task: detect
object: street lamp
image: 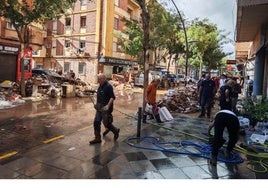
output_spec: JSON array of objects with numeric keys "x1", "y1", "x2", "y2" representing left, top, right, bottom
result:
[{"x1": 169, "y1": 0, "x2": 189, "y2": 87}]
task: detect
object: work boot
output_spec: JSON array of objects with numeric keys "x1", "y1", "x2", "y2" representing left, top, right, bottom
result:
[
  {"x1": 209, "y1": 155, "x2": 217, "y2": 166},
  {"x1": 103, "y1": 129, "x2": 110, "y2": 136},
  {"x1": 154, "y1": 114, "x2": 163, "y2": 123},
  {"x1": 114, "y1": 128, "x2": 120, "y2": 141},
  {"x1": 89, "y1": 137, "x2": 102, "y2": 145}
]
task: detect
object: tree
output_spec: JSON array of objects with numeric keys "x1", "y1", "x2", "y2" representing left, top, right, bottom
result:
[
  {"x1": 186, "y1": 18, "x2": 231, "y2": 77},
  {"x1": 136, "y1": 0, "x2": 150, "y2": 113},
  {"x1": 0, "y1": 0, "x2": 76, "y2": 97},
  {"x1": 117, "y1": 17, "x2": 143, "y2": 63},
  {"x1": 148, "y1": 1, "x2": 184, "y2": 73}
]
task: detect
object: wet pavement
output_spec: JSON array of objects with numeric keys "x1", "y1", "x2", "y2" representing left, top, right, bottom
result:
[{"x1": 0, "y1": 89, "x2": 267, "y2": 179}]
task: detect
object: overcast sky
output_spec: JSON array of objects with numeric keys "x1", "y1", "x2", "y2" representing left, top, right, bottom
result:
[{"x1": 171, "y1": 0, "x2": 237, "y2": 59}]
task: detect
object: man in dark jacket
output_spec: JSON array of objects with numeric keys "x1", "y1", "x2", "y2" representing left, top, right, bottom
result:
[
  {"x1": 89, "y1": 73, "x2": 120, "y2": 144},
  {"x1": 218, "y1": 79, "x2": 233, "y2": 111},
  {"x1": 198, "y1": 73, "x2": 216, "y2": 118}
]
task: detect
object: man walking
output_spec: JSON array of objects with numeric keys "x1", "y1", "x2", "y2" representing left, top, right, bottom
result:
[
  {"x1": 89, "y1": 73, "x2": 120, "y2": 144},
  {"x1": 198, "y1": 73, "x2": 216, "y2": 118}
]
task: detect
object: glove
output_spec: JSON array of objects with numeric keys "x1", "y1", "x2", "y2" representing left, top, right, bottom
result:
[{"x1": 102, "y1": 105, "x2": 109, "y2": 111}]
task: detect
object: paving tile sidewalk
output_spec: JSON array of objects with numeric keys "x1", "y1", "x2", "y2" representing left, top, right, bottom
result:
[{"x1": 0, "y1": 107, "x2": 262, "y2": 179}]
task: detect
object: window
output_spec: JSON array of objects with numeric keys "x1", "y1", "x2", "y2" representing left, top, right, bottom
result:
[
  {"x1": 80, "y1": 41, "x2": 85, "y2": 48},
  {"x1": 66, "y1": 18, "x2": 71, "y2": 30},
  {"x1": 115, "y1": 0, "x2": 119, "y2": 6},
  {"x1": 65, "y1": 41, "x2": 71, "y2": 48},
  {"x1": 114, "y1": 18, "x2": 119, "y2": 30},
  {"x1": 81, "y1": 0, "x2": 87, "y2": 6},
  {"x1": 113, "y1": 42, "x2": 117, "y2": 52},
  {"x1": 53, "y1": 20, "x2": 57, "y2": 31},
  {"x1": 6, "y1": 19, "x2": 15, "y2": 30},
  {"x1": 64, "y1": 62, "x2": 70, "y2": 73},
  {"x1": 66, "y1": 18, "x2": 71, "y2": 26},
  {"x1": 79, "y1": 62, "x2": 85, "y2": 74},
  {"x1": 81, "y1": 16, "x2": 86, "y2": 28}
]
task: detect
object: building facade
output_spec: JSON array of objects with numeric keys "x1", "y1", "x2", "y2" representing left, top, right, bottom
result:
[
  {"x1": 235, "y1": 0, "x2": 268, "y2": 98},
  {"x1": 0, "y1": 15, "x2": 45, "y2": 83},
  {"x1": 39, "y1": 0, "x2": 140, "y2": 83}
]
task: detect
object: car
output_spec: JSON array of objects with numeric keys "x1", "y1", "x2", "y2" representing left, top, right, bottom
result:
[
  {"x1": 134, "y1": 71, "x2": 162, "y2": 87},
  {"x1": 165, "y1": 74, "x2": 178, "y2": 84},
  {"x1": 177, "y1": 74, "x2": 197, "y2": 84},
  {"x1": 177, "y1": 74, "x2": 185, "y2": 83},
  {"x1": 185, "y1": 76, "x2": 197, "y2": 84},
  {"x1": 32, "y1": 69, "x2": 66, "y2": 84}
]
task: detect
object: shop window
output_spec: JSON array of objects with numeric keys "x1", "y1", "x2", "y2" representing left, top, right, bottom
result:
[{"x1": 23, "y1": 58, "x2": 31, "y2": 72}]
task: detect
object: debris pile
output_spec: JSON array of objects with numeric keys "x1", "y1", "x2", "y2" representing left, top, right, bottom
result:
[
  {"x1": 0, "y1": 75, "x2": 94, "y2": 109},
  {"x1": 159, "y1": 86, "x2": 200, "y2": 114}
]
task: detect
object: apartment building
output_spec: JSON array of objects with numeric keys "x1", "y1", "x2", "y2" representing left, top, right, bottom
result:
[
  {"x1": 235, "y1": 0, "x2": 268, "y2": 98},
  {"x1": 0, "y1": 16, "x2": 45, "y2": 82},
  {"x1": 40, "y1": 0, "x2": 140, "y2": 83}
]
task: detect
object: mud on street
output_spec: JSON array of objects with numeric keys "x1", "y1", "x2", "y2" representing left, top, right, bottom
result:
[{"x1": 0, "y1": 89, "x2": 147, "y2": 159}]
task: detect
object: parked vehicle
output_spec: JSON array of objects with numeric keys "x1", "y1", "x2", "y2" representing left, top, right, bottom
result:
[
  {"x1": 32, "y1": 69, "x2": 66, "y2": 84},
  {"x1": 185, "y1": 76, "x2": 197, "y2": 84},
  {"x1": 165, "y1": 73, "x2": 178, "y2": 84},
  {"x1": 177, "y1": 74, "x2": 197, "y2": 84},
  {"x1": 134, "y1": 71, "x2": 162, "y2": 87},
  {"x1": 177, "y1": 74, "x2": 185, "y2": 83}
]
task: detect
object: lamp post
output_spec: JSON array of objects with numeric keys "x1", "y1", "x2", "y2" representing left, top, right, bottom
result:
[
  {"x1": 169, "y1": 0, "x2": 189, "y2": 87},
  {"x1": 199, "y1": 58, "x2": 203, "y2": 79}
]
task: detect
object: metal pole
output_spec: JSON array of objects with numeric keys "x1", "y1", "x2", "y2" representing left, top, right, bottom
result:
[
  {"x1": 169, "y1": 0, "x2": 189, "y2": 87},
  {"x1": 137, "y1": 107, "x2": 142, "y2": 138}
]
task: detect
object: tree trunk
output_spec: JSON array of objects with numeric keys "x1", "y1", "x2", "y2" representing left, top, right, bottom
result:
[
  {"x1": 20, "y1": 44, "x2": 26, "y2": 97},
  {"x1": 137, "y1": 0, "x2": 150, "y2": 112}
]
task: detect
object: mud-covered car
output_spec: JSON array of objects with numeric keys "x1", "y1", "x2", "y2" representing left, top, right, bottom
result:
[{"x1": 32, "y1": 69, "x2": 66, "y2": 84}]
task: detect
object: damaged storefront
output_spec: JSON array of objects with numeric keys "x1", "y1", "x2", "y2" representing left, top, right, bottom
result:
[{"x1": 98, "y1": 56, "x2": 138, "y2": 82}]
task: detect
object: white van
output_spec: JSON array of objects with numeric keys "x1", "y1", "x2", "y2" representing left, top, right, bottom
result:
[
  {"x1": 134, "y1": 71, "x2": 162, "y2": 87},
  {"x1": 177, "y1": 74, "x2": 185, "y2": 83}
]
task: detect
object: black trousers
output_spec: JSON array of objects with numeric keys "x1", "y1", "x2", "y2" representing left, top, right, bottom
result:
[
  {"x1": 93, "y1": 111, "x2": 116, "y2": 138},
  {"x1": 212, "y1": 112, "x2": 240, "y2": 157}
]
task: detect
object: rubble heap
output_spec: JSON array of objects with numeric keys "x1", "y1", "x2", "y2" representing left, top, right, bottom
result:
[{"x1": 159, "y1": 86, "x2": 200, "y2": 114}]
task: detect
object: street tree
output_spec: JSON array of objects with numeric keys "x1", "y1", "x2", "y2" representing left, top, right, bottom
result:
[
  {"x1": 186, "y1": 18, "x2": 231, "y2": 77},
  {"x1": 0, "y1": 0, "x2": 76, "y2": 97},
  {"x1": 148, "y1": 1, "x2": 184, "y2": 73},
  {"x1": 117, "y1": 17, "x2": 143, "y2": 64},
  {"x1": 136, "y1": 0, "x2": 150, "y2": 113}
]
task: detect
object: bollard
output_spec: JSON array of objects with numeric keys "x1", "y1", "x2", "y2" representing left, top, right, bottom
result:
[{"x1": 137, "y1": 107, "x2": 142, "y2": 138}]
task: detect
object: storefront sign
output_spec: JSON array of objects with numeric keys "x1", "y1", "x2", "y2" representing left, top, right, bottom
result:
[
  {"x1": 0, "y1": 45, "x2": 19, "y2": 54},
  {"x1": 99, "y1": 56, "x2": 138, "y2": 66}
]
